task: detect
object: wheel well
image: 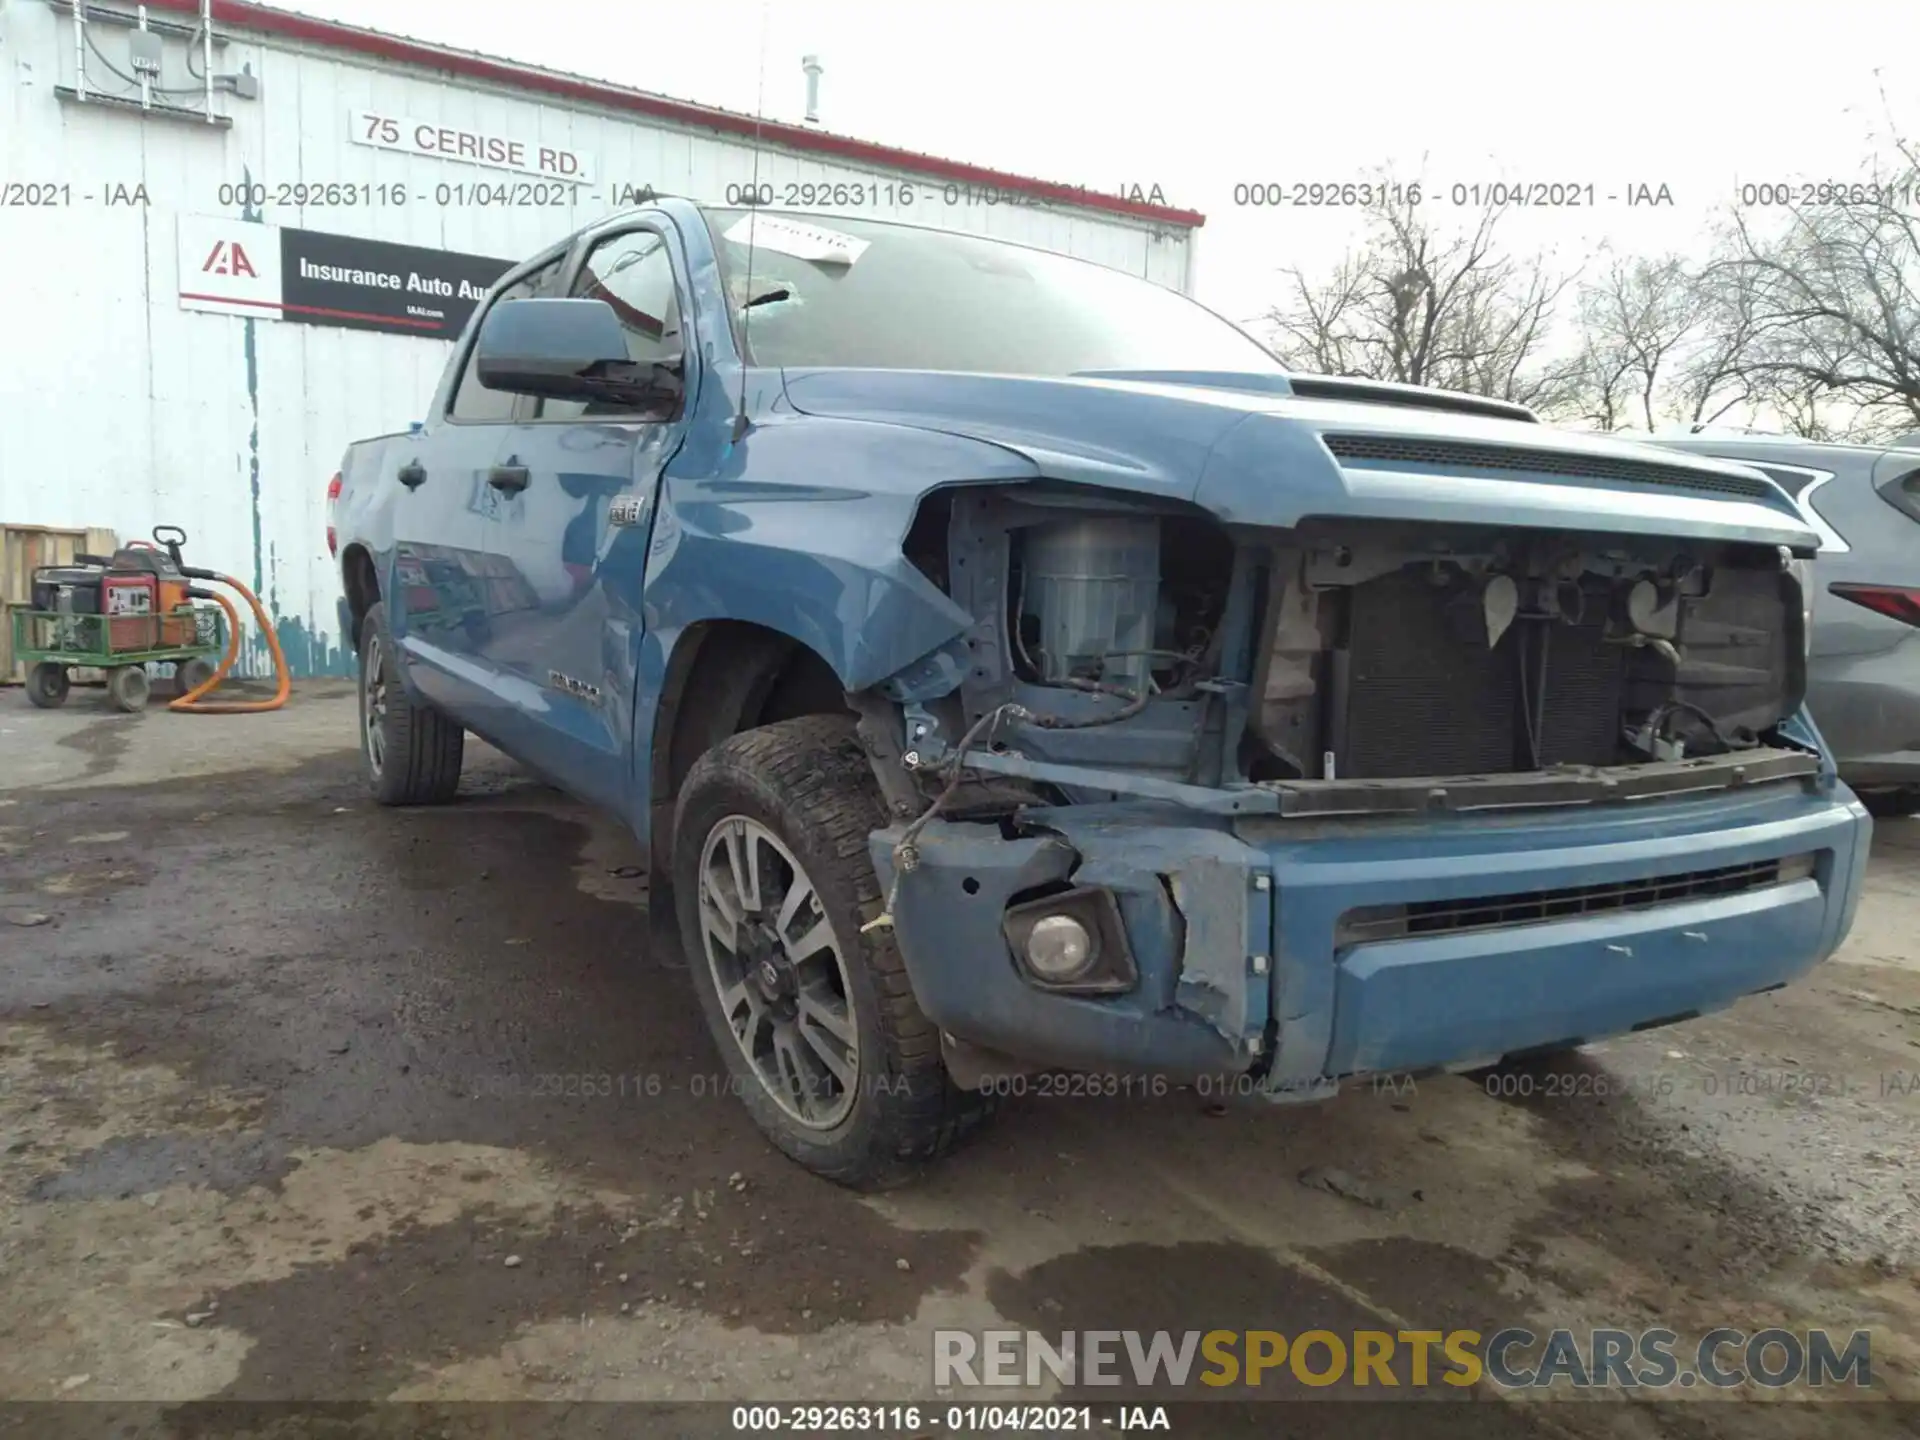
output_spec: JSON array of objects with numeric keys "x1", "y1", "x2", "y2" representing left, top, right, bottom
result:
[
  {"x1": 648, "y1": 621, "x2": 853, "y2": 870},
  {"x1": 341, "y1": 545, "x2": 379, "y2": 652}
]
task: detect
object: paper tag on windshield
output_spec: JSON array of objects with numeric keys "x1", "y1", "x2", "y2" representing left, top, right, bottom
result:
[{"x1": 723, "y1": 214, "x2": 869, "y2": 266}]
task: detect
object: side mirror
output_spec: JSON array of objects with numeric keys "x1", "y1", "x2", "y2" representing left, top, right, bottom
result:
[{"x1": 474, "y1": 298, "x2": 681, "y2": 414}]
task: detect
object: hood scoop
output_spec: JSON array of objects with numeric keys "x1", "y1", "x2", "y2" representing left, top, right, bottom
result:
[{"x1": 1323, "y1": 434, "x2": 1778, "y2": 503}]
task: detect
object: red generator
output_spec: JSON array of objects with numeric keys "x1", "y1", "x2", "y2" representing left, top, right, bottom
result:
[{"x1": 101, "y1": 571, "x2": 160, "y2": 652}]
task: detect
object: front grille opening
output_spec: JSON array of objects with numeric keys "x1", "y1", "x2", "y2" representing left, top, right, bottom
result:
[
  {"x1": 1336, "y1": 853, "x2": 1818, "y2": 946},
  {"x1": 1329, "y1": 567, "x2": 1634, "y2": 778},
  {"x1": 1323, "y1": 434, "x2": 1778, "y2": 501}
]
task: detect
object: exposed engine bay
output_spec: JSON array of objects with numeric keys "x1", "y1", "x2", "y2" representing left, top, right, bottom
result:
[{"x1": 902, "y1": 487, "x2": 1812, "y2": 811}]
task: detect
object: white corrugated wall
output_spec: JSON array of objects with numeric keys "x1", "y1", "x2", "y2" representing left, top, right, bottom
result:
[{"x1": 0, "y1": 2, "x2": 1195, "y2": 676}]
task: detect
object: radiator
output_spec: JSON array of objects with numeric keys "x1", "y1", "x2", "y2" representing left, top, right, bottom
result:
[{"x1": 1331, "y1": 570, "x2": 1626, "y2": 779}]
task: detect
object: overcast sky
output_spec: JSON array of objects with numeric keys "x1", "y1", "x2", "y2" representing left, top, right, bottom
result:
[{"x1": 301, "y1": 0, "x2": 1920, "y2": 324}]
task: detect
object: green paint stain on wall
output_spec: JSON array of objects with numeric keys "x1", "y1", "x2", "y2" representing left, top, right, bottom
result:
[{"x1": 273, "y1": 615, "x2": 354, "y2": 678}]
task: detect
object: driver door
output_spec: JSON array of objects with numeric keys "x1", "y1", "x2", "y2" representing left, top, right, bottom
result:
[{"x1": 471, "y1": 222, "x2": 693, "y2": 810}]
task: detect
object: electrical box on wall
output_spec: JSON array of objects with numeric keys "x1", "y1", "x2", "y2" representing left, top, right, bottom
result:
[
  {"x1": 127, "y1": 28, "x2": 163, "y2": 77},
  {"x1": 50, "y1": 0, "x2": 250, "y2": 124}
]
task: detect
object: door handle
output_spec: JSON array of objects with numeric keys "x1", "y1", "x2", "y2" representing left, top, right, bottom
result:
[
  {"x1": 487, "y1": 462, "x2": 530, "y2": 495},
  {"x1": 397, "y1": 459, "x2": 427, "y2": 490}
]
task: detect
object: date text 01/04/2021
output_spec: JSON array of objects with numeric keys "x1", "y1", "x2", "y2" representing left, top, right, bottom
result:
[
  {"x1": 191, "y1": 179, "x2": 1163, "y2": 211},
  {"x1": 210, "y1": 181, "x2": 604, "y2": 209},
  {"x1": 465, "y1": 1071, "x2": 941, "y2": 1101},
  {"x1": 1, "y1": 182, "x2": 149, "y2": 207},
  {"x1": 718, "y1": 181, "x2": 1170, "y2": 210},
  {"x1": 727, "y1": 1405, "x2": 1171, "y2": 1433},
  {"x1": 1229, "y1": 180, "x2": 1677, "y2": 207}
]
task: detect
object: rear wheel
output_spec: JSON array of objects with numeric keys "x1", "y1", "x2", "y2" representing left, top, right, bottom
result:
[
  {"x1": 107, "y1": 665, "x2": 150, "y2": 713},
  {"x1": 673, "y1": 715, "x2": 996, "y2": 1188},
  {"x1": 176, "y1": 657, "x2": 216, "y2": 696},
  {"x1": 1861, "y1": 787, "x2": 1920, "y2": 820},
  {"x1": 359, "y1": 601, "x2": 464, "y2": 805},
  {"x1": 25, "y1": 663, "x2": 69, "y2": 709}
]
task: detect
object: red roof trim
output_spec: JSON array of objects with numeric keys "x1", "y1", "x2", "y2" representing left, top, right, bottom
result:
[{"x1": 146, "y1": 0, "x2": 1206, "y2": 229}]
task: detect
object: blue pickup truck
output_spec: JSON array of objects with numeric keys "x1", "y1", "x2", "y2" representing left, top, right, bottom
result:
[{"x1": 328, "y1": 197, "x2": 1871, "y2": 1187}]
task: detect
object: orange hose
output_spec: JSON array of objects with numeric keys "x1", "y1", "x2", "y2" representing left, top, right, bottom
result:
[{"x1": 168, "y1": 573, "x2": 291, "y2": 713}]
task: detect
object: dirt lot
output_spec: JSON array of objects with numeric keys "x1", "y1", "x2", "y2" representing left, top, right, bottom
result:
[{"x1": 1, "y1": 681, "x2": 1917, "y2": 1438}]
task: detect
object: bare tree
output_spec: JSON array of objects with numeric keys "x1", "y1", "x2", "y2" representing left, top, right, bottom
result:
[
  {"x1": 1668, "y1": 252, "x2": 1766, "y2": 429},
  {"x1": 1558, "y1": 252, "x2": 1763, "y2": 432},
  {"x1": 1261, "y1": 186, "x2": 1579, "y2": 410},
  {"x1": 1564, "y1": 254, "x2": 1695, "y2": 431},
  {"x1": 1262, "y1": 255, "x2": 1373, "y2": 378},
  {"x1": 1769, "y1": 374, "x2": 1849, "y2": 442},
  {"x1": 1563, "y1": 331, "x2": 1638, "y2": 433},
  {"x1": 1262, "y1": 137, "x2": 1920, "y2": 443},
  {"x1": 1704, "y1": 138, "x2": 1920, "y2": 439}
]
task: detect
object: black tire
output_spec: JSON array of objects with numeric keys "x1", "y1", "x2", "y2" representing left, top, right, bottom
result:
[
  {"x1": 359, "y1": 600, "x2": 464, "y2": 805},
  {"x1": 25, "y1": 663, "x2": 69, "y2": 709},
  {"x1": 176, "y1": 657, "x2": 217, "y2": 696},
  {"x1": 672, "y1": 714, "x2": 996, "y2": 1188},
  {"x1": 1861, "y1": 788, "x2": 1920, "y2": 820},
  {"x1": 107, "y1": 665, "x2": 150, "y2": 713}
]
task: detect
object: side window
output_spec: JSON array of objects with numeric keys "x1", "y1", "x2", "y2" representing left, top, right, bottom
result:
[
  {"x1": 540, "y1": 229, "x2": 683, "y2": 420},
  {"x1": 449, "y1": 260, "x2": 560, "y2": 421}
]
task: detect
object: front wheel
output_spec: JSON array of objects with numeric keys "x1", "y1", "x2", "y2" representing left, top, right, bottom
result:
[
  {"x1": 26, "y1": 663, "x2": 69, "y2": 708},
  {"x1": 672, "y1": 715, "x2": 996, "y2": 1188},
  {"x1": 176, "y1": 656, "x2": 217, "y2": 697},
  {"x1": 358, "y1": 601, "x2": 464, "y2": 805}
]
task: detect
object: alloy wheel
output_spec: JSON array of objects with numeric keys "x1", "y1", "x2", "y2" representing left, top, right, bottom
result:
[
  {"x1": 696, "y1": 815, "x2": 861, "y2": 1129},
  {"x1": 363, "y1": 633, "x2": 388, "y2": 777}
]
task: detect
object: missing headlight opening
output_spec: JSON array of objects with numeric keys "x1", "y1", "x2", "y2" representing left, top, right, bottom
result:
[
  {"x1": 927, "y1": 492, "x2": 1810, "y2": 800},
  {"x1": 1006, "y1": 507, "x2": 1232, "y2": 704}
]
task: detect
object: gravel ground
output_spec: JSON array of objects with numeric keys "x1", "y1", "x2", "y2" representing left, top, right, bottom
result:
[{"x1": 1, "y1": 682, "x2": 1916, "y2": 1439}]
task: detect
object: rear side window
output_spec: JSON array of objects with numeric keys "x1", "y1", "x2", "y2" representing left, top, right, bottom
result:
[
  {"x1": 1864, "y1": 446, "x2": 1920, "y2": 525},
  {"x1": 449, "y1": 260, "x2": 561, "y2": 421}
]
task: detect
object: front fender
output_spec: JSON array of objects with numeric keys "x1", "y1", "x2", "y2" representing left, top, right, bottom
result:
[
  {"x1": 642, "y1": 413, "x2": 1034, "y2": 687},
  {"x1": 626, "y1": 413, "x2": 1035, "y2": 850}
]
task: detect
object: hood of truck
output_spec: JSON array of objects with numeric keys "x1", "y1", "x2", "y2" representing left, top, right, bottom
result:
[{"x1": 778, "y1": 368, "x2": 1819, "y2": 551}]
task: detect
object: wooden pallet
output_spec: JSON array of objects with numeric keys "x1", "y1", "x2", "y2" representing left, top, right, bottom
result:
[{"x1": 1, "y1": 524, "x2": 120, "y2": 684}]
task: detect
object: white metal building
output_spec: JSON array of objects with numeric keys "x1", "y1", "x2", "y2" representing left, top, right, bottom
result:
[{"x1": 0, "y1": 0, "x2": 1203, "y2": 676}]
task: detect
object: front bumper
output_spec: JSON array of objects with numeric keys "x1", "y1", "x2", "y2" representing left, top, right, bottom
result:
[{"x1": 870, "y1": 778, "x2": 1871, "y2": 1095}]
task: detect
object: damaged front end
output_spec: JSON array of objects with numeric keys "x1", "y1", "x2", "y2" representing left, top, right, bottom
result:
[{"x1": 856, "y1": 464, "x2": 1863, "y2": 1096}]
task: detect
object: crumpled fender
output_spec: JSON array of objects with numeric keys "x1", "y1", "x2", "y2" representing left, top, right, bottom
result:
[{"x1": 642, "y1": 411, "x2": 1037, "y2": 689}]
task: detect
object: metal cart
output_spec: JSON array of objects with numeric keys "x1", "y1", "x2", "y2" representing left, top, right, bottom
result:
[{"x1": 13, "y1": 605, "x2": 226, "y2": 713}]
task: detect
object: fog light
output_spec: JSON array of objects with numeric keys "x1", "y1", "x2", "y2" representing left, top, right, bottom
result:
[
  {"x1": 1025, "y1": 914, "x2": 1094, "y2": 980},
  {"x1": 1001, "y1": 885, "x2": 1137, "y2": 995}
]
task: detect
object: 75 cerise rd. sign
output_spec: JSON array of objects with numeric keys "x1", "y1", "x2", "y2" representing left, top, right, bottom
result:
[{"x1": 350, "y1": 111, "x2": 595, "y2": 184}]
